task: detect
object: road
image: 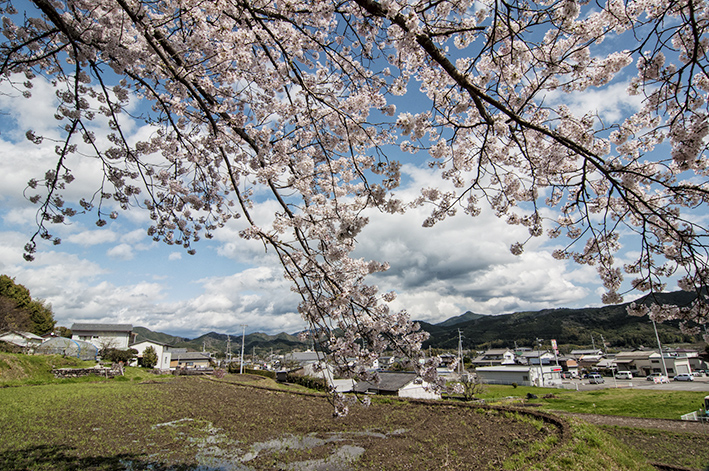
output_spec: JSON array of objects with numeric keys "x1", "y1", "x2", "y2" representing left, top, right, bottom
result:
[{"x1": 561, "y1": 375, "x2": 709, "y2": 392}]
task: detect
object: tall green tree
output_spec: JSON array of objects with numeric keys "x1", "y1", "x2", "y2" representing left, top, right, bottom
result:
[
  {"x1": 0, "y1": 275, "x2": 55, "y2": 335},
  {"x1": 141, "y1": 346, "x2": 158, "y2": 369}
]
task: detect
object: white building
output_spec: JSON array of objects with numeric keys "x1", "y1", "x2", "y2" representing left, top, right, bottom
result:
[
  {"x1": 71, "y1": 323, "x2": 134, "y2": 350},
  {"x1": 130, "y1": 340, "x2": 176, "y2": 370},
  {"x1": 476, "y1": 365, "x2": 563, "y2": 387}
]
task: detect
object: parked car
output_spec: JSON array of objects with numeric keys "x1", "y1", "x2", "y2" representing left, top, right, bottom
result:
[
  {"x1": 561, "y1": 371, "x2": 572, "y2": 379},
  {"x1": 646, "y1": 373, "x2": 669, "y2": 383},
  {"x1": 673, "y1": 373, "x2": 694, "y2": 381},
  {"x1": 615, "y1": 371, "x2": 633, "y2": 380},
  {"x1": 588, "y1": 373, "x2": 604, "y2": 384}
]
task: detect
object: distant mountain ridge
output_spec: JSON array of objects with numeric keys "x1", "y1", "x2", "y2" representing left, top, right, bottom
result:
[
  {"x1": 436, "y1": 311, "x2": 485, "y2": 327},
  {"x1": 132, "y1": 326, "x2": 307, "y2": 355},
  {"x1": 133, "y1": 290, "x2": 704, "y2": 354},
  {"x1": 419, "y1": 290, "x2": 703, "y2": 350}
]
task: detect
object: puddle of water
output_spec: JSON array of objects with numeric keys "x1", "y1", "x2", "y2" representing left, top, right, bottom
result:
[{"x1": 135, "y1": 419, "x2": 407, "y2": 471}]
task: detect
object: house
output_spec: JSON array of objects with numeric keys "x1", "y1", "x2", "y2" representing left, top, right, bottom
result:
[
  {"x1": 130, "y1": 340, "x2": 177, "y2": 370},
  {"x1": 0, "y1": 331, "x2": 44, "y2": 351},
  {"x1": 470, "y1": 348, "x2": 516, "y2": 367},
  {"x1": 170, "y1": 351, "x2": 212, "y2": 369},
  {"x1": 353, "y1": 372, "x2": 441, "y2": 400},
  {"x1": 613, "y1": 350, "x2": 692, "y2": 376},
  {"x1": 674, "y1": 348, "x2": 709, "y2": 372},
  {"x1": 556, "y1": 357, "x2": 580, "y2": 377},
  {"x1": 476, "y1": 365, "x2": 563, "y2": 387},
  {"x1": 517, "y1": 350, "x2": 556, "y2": 366},
  {"x1": 287, "y1": 350, "x2": 322, "y2": 365},
  {"x1": 71, "y1": 323, "x2": 134, "y2": 350},
  {"x1": 576, "y1": 353, "x2": 605, "y2": 372}
]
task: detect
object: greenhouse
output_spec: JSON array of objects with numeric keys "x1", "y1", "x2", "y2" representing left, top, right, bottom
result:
[{"x1": 35, "y1": 337, "x2": 98, "y2": 361}]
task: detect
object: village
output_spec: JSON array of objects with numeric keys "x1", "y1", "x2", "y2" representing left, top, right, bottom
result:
[{"x1": 3, "y1": 323, "x2": 707, "y2": 400}]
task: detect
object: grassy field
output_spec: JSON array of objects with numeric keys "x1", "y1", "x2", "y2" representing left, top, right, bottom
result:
[
  {"x1": 476, "y1": 384, "x2": 709, "y2": 420},
  {"x1": 0, "y1": 353, "x2": 704, "y2": 470}
]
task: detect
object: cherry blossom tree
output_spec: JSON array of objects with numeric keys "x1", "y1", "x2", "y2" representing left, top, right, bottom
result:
[{"x1": 1, "y1": 0, "x2": 709, "y2": 386}]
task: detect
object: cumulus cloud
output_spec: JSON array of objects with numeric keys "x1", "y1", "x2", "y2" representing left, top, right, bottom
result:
[
  {"x1": 107, "y1": 243, "x2": 135, "y2": 260},
  {"x1": 0, "y1": 74, "x2": 612, "y2": 340},
  {"x1": 66, "y1": 229, "x2": 119, "y2": 246}
]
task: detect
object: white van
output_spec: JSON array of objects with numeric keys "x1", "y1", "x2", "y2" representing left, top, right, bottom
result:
[{"x1": 615, "y1": 371, "x2": 633, "y2": 380}]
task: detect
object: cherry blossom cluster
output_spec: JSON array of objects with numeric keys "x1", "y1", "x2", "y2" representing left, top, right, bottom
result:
[{"x1": 2, "y1": 0, "x2": 709, "y2": 394}]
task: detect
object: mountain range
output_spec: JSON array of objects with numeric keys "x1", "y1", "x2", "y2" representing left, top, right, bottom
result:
[{"x1": 133, "y1": 290, "x2": 705, "y2": 355}]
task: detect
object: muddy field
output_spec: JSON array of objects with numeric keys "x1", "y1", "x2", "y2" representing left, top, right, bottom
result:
[{"x1": 0, "y1": 376, "x2": 566, "y2": 471}]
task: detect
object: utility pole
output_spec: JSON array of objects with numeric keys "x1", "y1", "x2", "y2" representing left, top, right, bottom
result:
[
  {"x1": 536, "y1": 338, "x2": 544, "y2": 387},
  {"x1": 652, "y1": 320, "x2": 669, "y2": 378},
  {"x1": 457, "y1": 329, "x2": 464, "y2": 375},
  {"x1": 239, "y1": 324, "x2": 247, "y2": 374}
]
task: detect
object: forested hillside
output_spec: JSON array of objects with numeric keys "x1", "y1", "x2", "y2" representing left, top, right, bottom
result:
[{"x1": 420, "y1": 291, "x2": 703, "y2": 351}]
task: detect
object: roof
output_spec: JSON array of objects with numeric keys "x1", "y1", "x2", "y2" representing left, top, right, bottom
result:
[
  {"x1": 173, "y1": 352, "x2": 212, "y2": 361},
  {"x1": 571, "y1": 349, "x2": 604, "y2": 356},
  {"x1": 0, "y1": 331, "x2": 44, "y2": 341},
  {"x1": 71, "y1": 323, "x2": 133, "y2": 333},
  {"x1": 481, "y1": 348, "x2": 512, "y2": 355},
  {"x1": 288, "y1": 351, "x2": 322, "y2": 362},
  {"x1": 353, "y1": 372, "x2": 418, "y2": 393},
  {"x1": 130, "y1": 339, "x2": 172, "y2": 348},
  {"x1": 519, "y1": 350, "x2": 553, "y2": 358},
  {"x1": 615, "y1": 351, "x2": 659, "y2": 360}
]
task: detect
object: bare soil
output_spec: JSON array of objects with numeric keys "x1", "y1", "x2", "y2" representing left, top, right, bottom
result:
[{"x1": 0, "y1": 376, "x2": 568, "y2": 471}]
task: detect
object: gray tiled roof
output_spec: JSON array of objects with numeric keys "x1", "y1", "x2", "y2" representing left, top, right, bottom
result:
[
  {"x1": 71, "y1": 323, "x2": 133, "y2": 332},
  {"x1": 353, "y1": 372, "x2": 418, "y2": 393},
  {"x1": 173, "y1": 352, "x2": 211, "y2": 361}
]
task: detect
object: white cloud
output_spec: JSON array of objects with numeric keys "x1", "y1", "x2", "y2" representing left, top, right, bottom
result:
[
  {"x1": 66, "y1": 229, "x2": 118, "y2": 246},
  {"x1": 545, "y1": 82, "x2": 644, "y2": 123},
  {"x1": 107, "y1": 243, "x2": 135, "y2": 260}
]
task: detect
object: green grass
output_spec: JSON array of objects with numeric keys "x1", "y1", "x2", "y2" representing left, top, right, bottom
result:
[
  {"x1": 0, "y1": 352, "x2": 174, "y2": 388},
  {"x1": 476, "y1": 384, "x2": 708, "y2": 419},
  {"x1": 508, "y1": 419, "x2": 656, "y2": 471}
]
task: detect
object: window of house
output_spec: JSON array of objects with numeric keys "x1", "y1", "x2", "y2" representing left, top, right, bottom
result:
[{"x1": 522, "y1": 376, "x2": 528, "y2": 381}]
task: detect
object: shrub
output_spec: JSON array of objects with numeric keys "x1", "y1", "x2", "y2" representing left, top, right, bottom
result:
[
  {"x1": 286, "y1": 373, "x2": 328, "y2": 392},
  {"x1": 101, "y1": 348, "x2": 137, "y2": 364},
  {"x1": 140, "y1": 346, "x2": 158, "y2": 368},
  {"x1": 245, "y1": 368, "x2": 276, "y2": 379}
]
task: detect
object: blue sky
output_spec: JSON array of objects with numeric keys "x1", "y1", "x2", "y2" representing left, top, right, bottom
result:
[{"x1": 0, "y1": 16, "x2": 661, "y2": 340}]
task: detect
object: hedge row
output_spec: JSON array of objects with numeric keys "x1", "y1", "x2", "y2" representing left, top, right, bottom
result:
[{"x1": 286, "y1": 372, "x2": 328, "y2": 392}]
